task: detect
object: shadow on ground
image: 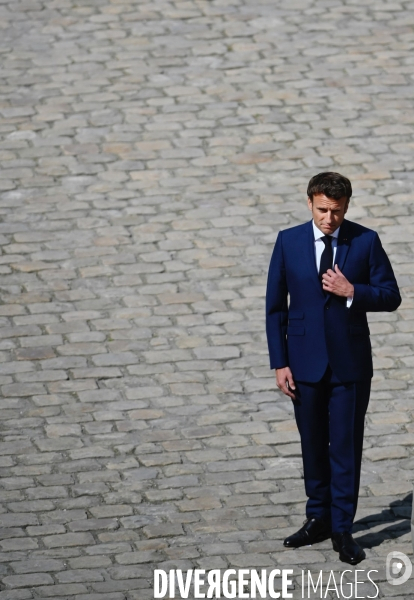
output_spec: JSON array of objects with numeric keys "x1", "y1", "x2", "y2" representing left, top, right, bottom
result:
[{"x1": 355, "y1": 493, "x2": 412, "y2": 549}]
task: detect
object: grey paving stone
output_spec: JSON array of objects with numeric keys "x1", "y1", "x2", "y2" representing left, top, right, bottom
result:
[
  {"x1": 3, "y1": 573, "x2": 54, "y2": 588},
  {"x1": 42, "y1": 533, "x2": 95, "y2": 548},
  {"x1": 36, "y1": 583, "x2": 89, "y2": 596},
  {"x1": 0, "y1": 592, "x2": 32, "y2": 600},
  {"x1": 55, "y1": 569, "x2": 104, "y2": 583}
]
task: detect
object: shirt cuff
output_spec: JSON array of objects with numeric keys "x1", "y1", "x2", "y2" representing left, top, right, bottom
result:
[{"x1": 346, "y1": 296, "x2": 353, "y2": 308}]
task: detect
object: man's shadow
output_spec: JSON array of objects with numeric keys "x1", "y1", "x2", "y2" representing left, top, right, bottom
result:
[{"x1": 353, "y1": 493, "x2": 412, "y2": 549}]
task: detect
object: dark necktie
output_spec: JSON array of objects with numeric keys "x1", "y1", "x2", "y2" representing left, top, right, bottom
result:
[{"x1": 319, "y1": 235, "x2": 333, "y2": 283}]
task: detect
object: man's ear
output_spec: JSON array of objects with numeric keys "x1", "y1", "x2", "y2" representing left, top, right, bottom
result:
[
  {"x1": 307, "y1": 197, "x2": 313, "y2": 211},
  {"x1": 344, "y1": 199, "x2": 350, "y2": 214}
]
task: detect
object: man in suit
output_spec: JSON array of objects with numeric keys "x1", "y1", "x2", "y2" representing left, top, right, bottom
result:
[{"x1": 265, "y1": 172, "x2": 401, "y2": 565}]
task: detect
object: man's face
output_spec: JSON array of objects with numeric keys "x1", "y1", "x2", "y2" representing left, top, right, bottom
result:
[{"x1": 307, "y1": 193, "x2": 349, "y2": 234}]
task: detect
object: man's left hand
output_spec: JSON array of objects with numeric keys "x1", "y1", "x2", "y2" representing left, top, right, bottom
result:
[{"x1": 322, "y1": 264, "x2": 354, "y2": 297}]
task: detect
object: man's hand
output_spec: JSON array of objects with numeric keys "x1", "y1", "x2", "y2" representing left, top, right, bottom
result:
[
  {"x1": 276, "y1": 366, "x2": 296, "y2": 399},
  {"x1": 322, "y1": 264, "x2": 354, "y2": 298}
]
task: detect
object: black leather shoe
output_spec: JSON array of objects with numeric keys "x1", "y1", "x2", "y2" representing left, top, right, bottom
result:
[
  {"x1": 332, "y1": 532, "x2": 365, "y2": 565},
  {"x1": 284, "y1": 517, "x2": 331, "y2": 548}
]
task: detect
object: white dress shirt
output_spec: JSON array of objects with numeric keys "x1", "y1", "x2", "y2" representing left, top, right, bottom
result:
[{"x1": 312, "y1": 221, "x2": 353, "y2": 307}]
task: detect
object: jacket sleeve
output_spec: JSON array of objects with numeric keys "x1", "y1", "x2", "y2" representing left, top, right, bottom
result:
[
  {"x1": 265, "y1": 232, "x2": 289, "y2": 370},
  {"x1": 351, "y1": 232, "x2": 401, "y2": 312}
]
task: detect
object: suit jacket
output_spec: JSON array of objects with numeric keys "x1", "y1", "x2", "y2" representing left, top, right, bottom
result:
[{"x1": 265, "y1": 219, "x2": 401, "y2": 382}]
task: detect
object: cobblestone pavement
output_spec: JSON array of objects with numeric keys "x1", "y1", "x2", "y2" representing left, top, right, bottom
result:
[{"x1": 0, "y1": 0, "x2": 413, "y2": 598}]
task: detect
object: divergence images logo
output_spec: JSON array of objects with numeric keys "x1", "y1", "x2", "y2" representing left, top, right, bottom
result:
[{"x1": 386, "y1": 551, "x2": 413, "y2": 586}]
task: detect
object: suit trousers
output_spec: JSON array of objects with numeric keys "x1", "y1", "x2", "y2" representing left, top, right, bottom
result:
[{"x1": 293, "y1": 366, "x2": 371, "y2": 532}]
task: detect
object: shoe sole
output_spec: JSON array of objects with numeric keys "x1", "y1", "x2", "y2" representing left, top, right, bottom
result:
[
  {"x1": 313, "y1": 531, "x2": 332, "y2": 544},
  {"x1": 284, "y1": 530, "x2": 332, "y2": 548},
  {"x1": 332, "y1": 540, "x2": 366, "y2": 564},
  {"x1": 338, "y1": 551, "x2": 366, "y2": 565}
]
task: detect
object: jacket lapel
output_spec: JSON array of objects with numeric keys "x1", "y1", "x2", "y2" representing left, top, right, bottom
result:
[
  {"x1": 304, "y1": 220, "x2": 325, "y2": 296},
  {"x1": 335, "y1": 219, "x2": 351, "y2": 272}
]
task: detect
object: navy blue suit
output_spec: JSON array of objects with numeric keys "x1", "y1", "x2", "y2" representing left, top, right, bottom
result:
[{"x1": 266, "y1": 219, "x2": 401, "y2": 531}]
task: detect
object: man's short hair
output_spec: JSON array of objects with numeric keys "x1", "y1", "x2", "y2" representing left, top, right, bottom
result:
[{"x1": 307, "y1": 172, "x2": 352, "y2": 202}]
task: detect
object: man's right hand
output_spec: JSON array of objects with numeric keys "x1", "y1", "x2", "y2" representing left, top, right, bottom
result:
[{"x1": 276, "y1": 366, "x2": 296, "y2": 399}]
